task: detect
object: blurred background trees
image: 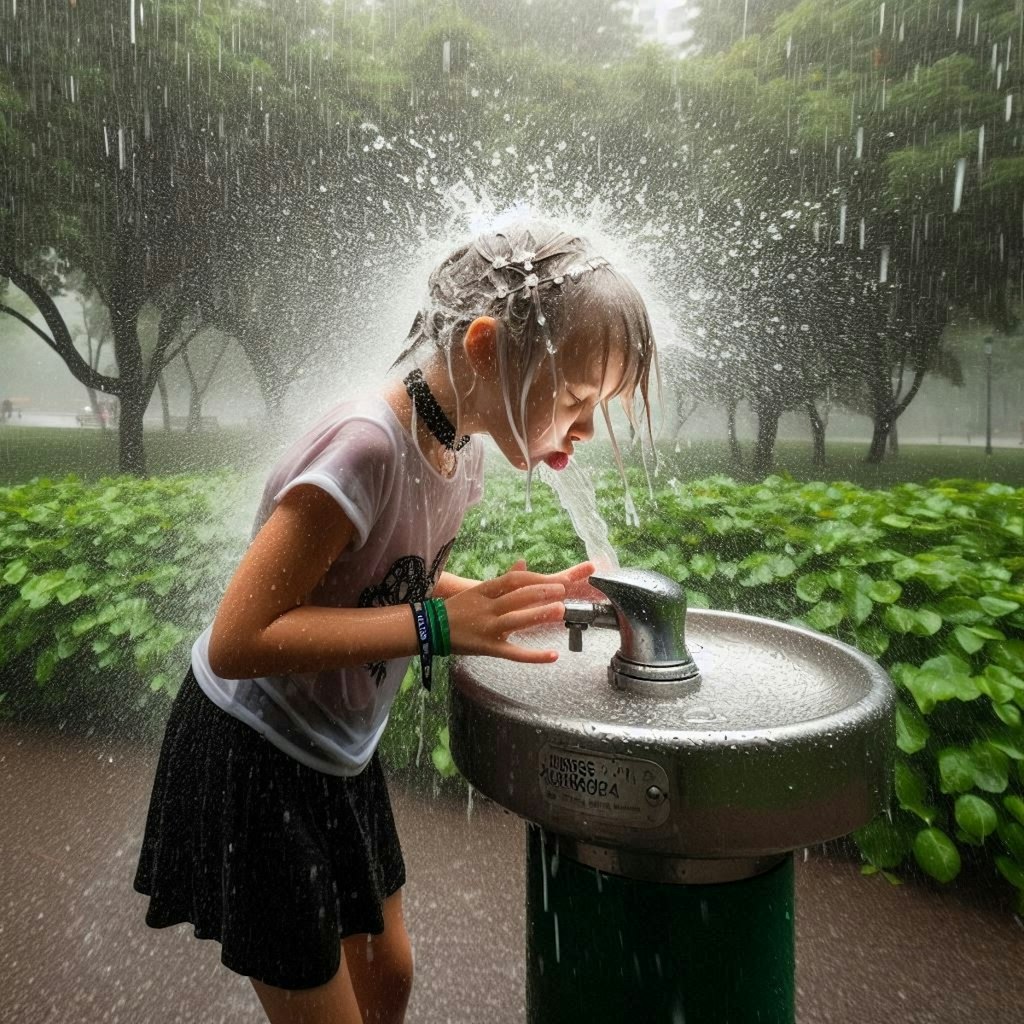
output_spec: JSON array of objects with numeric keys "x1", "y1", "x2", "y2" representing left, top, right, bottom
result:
[{"x1": 2, "y1": 0, "x2": 1023, "y2": 475}]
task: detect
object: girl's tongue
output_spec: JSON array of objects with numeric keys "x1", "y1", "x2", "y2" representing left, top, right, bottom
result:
[{"x1": 544, "y1": 452, "x2": 570, "y2": 471}]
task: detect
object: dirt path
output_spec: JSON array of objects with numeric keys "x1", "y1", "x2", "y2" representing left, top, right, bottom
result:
[{"x1": 1, "y1": 723, "x2": 1020, "y2": 1024}]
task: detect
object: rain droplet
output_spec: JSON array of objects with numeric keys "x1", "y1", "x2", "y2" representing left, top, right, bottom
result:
[{"x1": 953, "y1": 157, "x2": 967, "y2": 212}]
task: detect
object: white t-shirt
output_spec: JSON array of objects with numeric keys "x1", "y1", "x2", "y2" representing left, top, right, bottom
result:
[{"x1": 191, "y1": 392, "x2": 486, "y2": 776}]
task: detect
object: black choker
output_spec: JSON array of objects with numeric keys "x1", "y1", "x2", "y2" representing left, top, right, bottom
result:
[{"x1": 403, "y1": 369, "x2": 470, "y2": 452}]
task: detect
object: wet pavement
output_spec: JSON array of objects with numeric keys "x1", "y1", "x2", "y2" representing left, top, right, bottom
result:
[{"x1": 1, "y1": 723, "x2": 1021, "y2": 1024}]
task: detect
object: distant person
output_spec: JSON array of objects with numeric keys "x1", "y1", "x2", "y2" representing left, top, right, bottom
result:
[{"x1": 132, "y1": 219, "x2": 657, "y2": 1023}]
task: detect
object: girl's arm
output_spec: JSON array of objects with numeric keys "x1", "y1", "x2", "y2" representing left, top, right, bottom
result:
[
  {"x1": 433, "y1": 571, "x2": 480, "y2": 599},
  {"x1": 208, "y1": 485, "x2": 572, "y2": 679},
  {"x1": 208, "y1": 484, "x2": 421, "y2": 679}
]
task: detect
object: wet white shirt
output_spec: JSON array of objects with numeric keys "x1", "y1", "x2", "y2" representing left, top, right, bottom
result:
[{"x1": 191, "y1": 393, "x2": 485, "y2": 776}]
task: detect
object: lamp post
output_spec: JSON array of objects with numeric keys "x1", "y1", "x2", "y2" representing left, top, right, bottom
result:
[{"x1": 984, "y1": 336, "x2": 993, "y2": 456}]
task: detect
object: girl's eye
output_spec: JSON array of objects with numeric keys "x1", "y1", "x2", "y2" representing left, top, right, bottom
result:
[{"x1": 567, "y1": 389, "x2": 584, "y2": 407}]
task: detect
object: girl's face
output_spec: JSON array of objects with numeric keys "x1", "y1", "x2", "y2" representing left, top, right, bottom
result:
[{"x1": 489, "y1": 311, "x2": 630, "y2": 473}]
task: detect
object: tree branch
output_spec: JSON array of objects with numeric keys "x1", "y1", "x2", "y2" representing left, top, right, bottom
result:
[
  {"x1": 0, "y1": 304, "x2": 60, "y2": 352},
  {"x1": 200, "y1": 336, "x2": 232, "y2": 395},
  {"x1": 893, "y1": 364, "x2": 927, "y2": 421},
  {"x1": 892, "y1": 350, "x2": 907, "y2": 403},
  {"x1": 0, "y1": 259, "x2": 119, "y2": 393},
  {"x1": 160, "y1": 324, "x2": 205, "y2": 375},
  {"x1": 143, "y1": 304, "x2": 189, "y2": 393}
]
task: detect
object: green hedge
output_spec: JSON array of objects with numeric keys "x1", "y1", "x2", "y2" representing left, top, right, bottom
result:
[
  {"x1": 2, "y1": 468, "x2": 1023, "y2": 909},
  {"x1": 0, "y1": 472, "x2": 252, "y2": 737}
]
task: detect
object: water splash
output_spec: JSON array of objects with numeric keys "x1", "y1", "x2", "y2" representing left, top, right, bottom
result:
[{"x1": 538, "y1": 460, "x2": 619, "y2": 571}]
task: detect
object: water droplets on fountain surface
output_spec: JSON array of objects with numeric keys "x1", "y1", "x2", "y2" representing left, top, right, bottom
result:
[
  {"x1": 468, "y1": 617, "x2": 863, "y2": 731},
  {"x1": 450, "y1": 610, "x2": 895, "y2": 864}
]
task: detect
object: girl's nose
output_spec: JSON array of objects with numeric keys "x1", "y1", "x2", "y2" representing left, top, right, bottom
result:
[{"x1": 570, "y1": 414, "x2": 595, "y2": 444}]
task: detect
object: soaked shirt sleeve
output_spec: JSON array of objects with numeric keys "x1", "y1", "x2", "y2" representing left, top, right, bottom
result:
[{"x1": 273, "y1": 417, "x2": 397, "y2": 551}]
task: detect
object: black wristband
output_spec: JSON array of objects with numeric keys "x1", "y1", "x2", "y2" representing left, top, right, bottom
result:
[{"x1": 410, "y1": 601, "x2": 433, "y2": 691}]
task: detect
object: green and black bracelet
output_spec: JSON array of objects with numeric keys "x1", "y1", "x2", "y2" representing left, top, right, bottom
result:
[{"x1": 409, "y1": 598, "x2": 452, "y2": 691}]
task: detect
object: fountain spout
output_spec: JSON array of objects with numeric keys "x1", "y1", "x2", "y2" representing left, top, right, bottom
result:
[{"x1": 563, "y1": 568, "x2": 701, "y2": 697}]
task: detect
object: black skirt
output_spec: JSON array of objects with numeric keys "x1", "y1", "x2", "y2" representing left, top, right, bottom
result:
[{"x1": 133, "y1": 666, "x2": 407, "y2": 990}]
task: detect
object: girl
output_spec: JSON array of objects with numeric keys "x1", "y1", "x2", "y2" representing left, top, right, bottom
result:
[{"x1": 133, "y1": 218, "x2": 657, "y2": 1024}]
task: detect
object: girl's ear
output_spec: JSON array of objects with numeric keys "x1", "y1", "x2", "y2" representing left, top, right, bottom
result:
[{"x1": 463, "y1": 316, "x2": 499, "y2": 379}]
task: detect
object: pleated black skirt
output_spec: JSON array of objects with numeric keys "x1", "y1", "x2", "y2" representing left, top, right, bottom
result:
[{"x1": 133, "y1": 665, "x2": 407, "y2": 990}]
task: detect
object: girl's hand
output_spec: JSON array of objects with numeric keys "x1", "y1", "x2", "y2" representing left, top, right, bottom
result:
[
  {"x1": 507, "y1": 558, "x2": 606, "y2": 603},
  {"x1": 445, "y1": 562, "x2": 594, "y2": 663}
]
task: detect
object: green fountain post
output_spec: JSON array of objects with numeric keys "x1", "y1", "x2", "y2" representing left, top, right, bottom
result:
[
  {"x1": 450, "y1": 568, "x2": 894, "y2": 1024},
  {"x1": 525, "y1": 831, "x2": 794, "y2": 1024}
]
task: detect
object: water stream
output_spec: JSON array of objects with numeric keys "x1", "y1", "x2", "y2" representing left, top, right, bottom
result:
[{"x1": 538, "y1": 459, "x2": 619, "y2": 572}]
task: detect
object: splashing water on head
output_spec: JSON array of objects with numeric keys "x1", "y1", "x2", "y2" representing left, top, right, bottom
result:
[{"x1": 387, "y1": 199, "x2": 664, "y2": 520}]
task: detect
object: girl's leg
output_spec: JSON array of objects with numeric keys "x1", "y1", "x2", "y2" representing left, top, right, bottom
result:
[
  {"x1": 250, "y1": 958, "x2": 363, "y2": 1024},
  {"x1": 342, "y1": 889, "x2": 414, "y2": 1024},
  {"x1": 250, "y1": 889, "x2": 413, "y2": 1024}
]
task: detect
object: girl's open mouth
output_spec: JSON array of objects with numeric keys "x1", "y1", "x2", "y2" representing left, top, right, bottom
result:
[{"x1": 544, "y1": 452, "x2": 570, "y2": 471}]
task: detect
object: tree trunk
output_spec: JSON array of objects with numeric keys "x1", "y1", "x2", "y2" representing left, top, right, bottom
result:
[
  {"x1": 109, "y1": 273, "x2": 147, "y2": 476},
  {"x1": 157, "y1": 372, "x2": 172, "y2": 431},
  {"x1": 888, "y1": 420, "x2": 899, "y2": 457},
  {"x1": 237, "y1": 327, "x2": 286, "y2": 418},
  {"x1": 116, "y1": 389, "x2": 149, "y2": 476},
  {"x1": 864, "y1": 357, "x2": 928, "y2": 464},
  {"x1": 752, "y1": 402, "x2": 781, "y2": 479},
  {"x1": 183, "y1": 350, "x2": 203, "y2": 433},
  {"x1": 865, "y1": 412, "x2": 892, "y2": 464},
  {"x1": 85, "y1": 387, "x2": 105, "y2": 430},
  {"x1": 807, "y1": 401, "x2": 826, "y2": 467},
  {"x1": 114, "y1": 381, "x2": 147, "y2": 475},
  {"x1": 673, "y1": 397, "x2": 699, "y2": 441},
  {"x1": 726, "y1": 399, "x2": 742, "y2": 466}
]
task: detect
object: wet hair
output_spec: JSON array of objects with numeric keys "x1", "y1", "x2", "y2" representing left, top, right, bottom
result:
[{"x1": 391, "y1": 218, "x2": 661, "y2": 502}]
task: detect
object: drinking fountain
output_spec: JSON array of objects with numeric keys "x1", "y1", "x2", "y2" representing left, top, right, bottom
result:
[{"x1": 449, "y1": 567, "x2": 895, "y2": 1023}]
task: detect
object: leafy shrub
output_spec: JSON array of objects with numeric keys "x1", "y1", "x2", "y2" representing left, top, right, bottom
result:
[
  {"x1": 376, "y1": 659, "x2": 463, "y2": 791},
  {"x1": 0, "y1": 472, "x2": 251, "y2": 736}
]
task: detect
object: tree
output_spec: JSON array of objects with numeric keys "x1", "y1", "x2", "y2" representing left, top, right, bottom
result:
[
  {"x1": 1, "y1": 0, "x2": 393, "y2": 473},
  {"x1": 668, "y1": 0, "x2": 1023, "y2": 466},
  {"x1": 7, "y1": 0, "x2": 1021, "y2": 481}
]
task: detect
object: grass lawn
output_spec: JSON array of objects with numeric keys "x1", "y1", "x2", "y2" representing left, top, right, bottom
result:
[
  {"x1": 1, "y1": 425, "x2": 1023, "y2": 489},
  {"x1": 640, "y1": 438, "x2": 1024, "y2": 489},
  {"x1": 0, "y1": 425, "x2": 277, "y2": 485}
]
